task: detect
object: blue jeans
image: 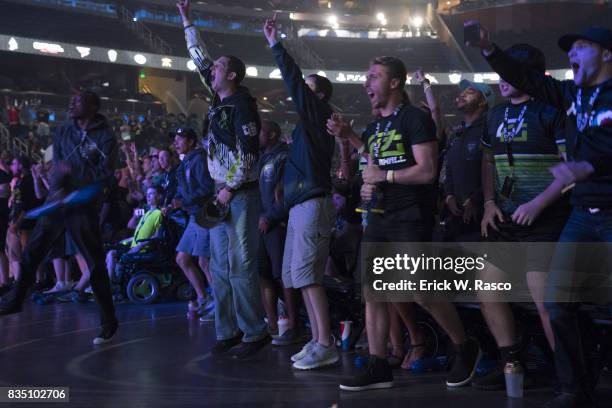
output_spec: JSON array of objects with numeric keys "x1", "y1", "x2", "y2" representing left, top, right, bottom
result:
[
  {"x1": 545, "y1": 208, "x2": 612, "y2": 393},
  {"x1": 209, "y1": 187, "x2": 267, "y2": 342}
]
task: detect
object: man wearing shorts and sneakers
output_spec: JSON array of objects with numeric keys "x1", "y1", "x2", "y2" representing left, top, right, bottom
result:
[
  {"x1": 473, "y1": 43, "x2": 570, "y2": 392},
  {"x1": 264, "y1": 15, "x2": 338, "y2": 369},
  {"x1": 171, "y1": 127, "x2": 215, "y2": 321},
  {"x1": 328, "y1": 56, "x2": 481, "y2": 391}
]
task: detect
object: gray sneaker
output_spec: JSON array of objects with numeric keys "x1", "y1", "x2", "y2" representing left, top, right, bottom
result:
[
  {"x1": 198, "y1": 308, "x2": 215, "y2": 322},
  {"x1": 272, "y1": 329, "x2": 305, "y2": 346},
  {"x1": 292, "y1": 342, "x2": 339, "y2": 370},
  {"x1": 291, "y1": 339, "x2": 316, "y2": 362}
]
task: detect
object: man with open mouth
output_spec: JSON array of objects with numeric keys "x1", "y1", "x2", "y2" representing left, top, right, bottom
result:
[{"x1": 467, "y1": 22, "x2": 612, "y2": 408}]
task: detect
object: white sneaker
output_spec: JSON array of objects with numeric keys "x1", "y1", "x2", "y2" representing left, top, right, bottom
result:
[
  {"x1": 292, "y1": 342, "x2": 339, "y2": 370},
  {"x1": 291, "y1": 339, "x2": 316, "y2": 362}
]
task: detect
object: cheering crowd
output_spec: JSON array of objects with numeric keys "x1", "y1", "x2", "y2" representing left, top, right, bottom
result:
[{"x1": 0, "y1": 0, "x2": 611, "y2": 407}]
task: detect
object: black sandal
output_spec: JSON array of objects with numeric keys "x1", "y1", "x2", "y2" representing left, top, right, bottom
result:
[
  {"x1": 401, "y1": 342, "x2": 427, "y2": 370},
  {"x1": 387, "y1": 353, "x2": 405, "y2": 369}
]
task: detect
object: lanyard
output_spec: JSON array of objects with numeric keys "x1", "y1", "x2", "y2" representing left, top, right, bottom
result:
[
  {"x1": 576, "y1": 86, "x2": 601, "y2": 133},
  {"x1": 501, "y1": 104, "x2": 528, "y2": 167},
  {"x1": 501, "y1": 104, "x2": 528, "y2": 144},
  {"x1": 372, "y1": 103, "x2": 403, "y2": 158}
]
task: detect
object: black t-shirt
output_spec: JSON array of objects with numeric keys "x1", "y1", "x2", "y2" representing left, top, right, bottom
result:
[
  {"x1": 0, "y1": 169, "x2": 10, "y2": 217},
  {"x1": 361, "y1": 104, "x2": 437, "y2": 212}
]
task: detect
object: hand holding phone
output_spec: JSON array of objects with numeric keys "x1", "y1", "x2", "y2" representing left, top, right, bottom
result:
[{"x1": 464, "y1": 21, "x2": 481, "y2": 45}]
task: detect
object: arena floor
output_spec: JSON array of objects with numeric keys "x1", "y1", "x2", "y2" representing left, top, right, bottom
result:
[{"x1": 1, "y1": 301, "x2": 611, "y2": 408}]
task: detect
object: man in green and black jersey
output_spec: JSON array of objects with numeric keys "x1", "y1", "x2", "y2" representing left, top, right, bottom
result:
[
  {"x1": 474, "y1": 44, "x2": 570, "y2": 391},
  {"x1": 328, "y1": 56, "x2": 481, "y2": 392}
]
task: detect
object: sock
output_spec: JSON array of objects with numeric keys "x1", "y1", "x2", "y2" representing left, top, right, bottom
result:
[
  {"x1": 500, "y1": 343, "x2": 522, "y2": 364},
  {"x1": 197, "y1": 297, "x2": 207, "y2": 307}
]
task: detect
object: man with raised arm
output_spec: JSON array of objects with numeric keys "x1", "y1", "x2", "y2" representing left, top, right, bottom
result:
[
  {"x1": 468, "y1": 23, "x2": 612, "y2": 408},
  {"x1": 178, "y1": 0, "x2": 268, "y2": 360},
  {"x1": 263, "y1": 14, "x2": 338, "y2": 370}
]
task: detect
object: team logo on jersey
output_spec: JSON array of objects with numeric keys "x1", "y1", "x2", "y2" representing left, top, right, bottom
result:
[
  {"x1": 242, "y1": 122, "x2": 258, "y2": 138},
  {"x1": 495, "y1": 118, "x2": 528, "y2": 142}
]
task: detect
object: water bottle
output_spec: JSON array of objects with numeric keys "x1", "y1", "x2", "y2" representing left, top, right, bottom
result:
[{"x1": 504, "y1": 361, "x2": 524, "y2": 398}]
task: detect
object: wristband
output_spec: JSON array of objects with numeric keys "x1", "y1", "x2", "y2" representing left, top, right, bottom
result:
[
  {"x1": 386, "y1": 170, "x2": 395, "y2": 184},
  {"x1": 183, "y1": 24, "x2": 194, "y2": 30},
  {"x1": 484, "y1": 199, "x2": 496, "y2": 206}
]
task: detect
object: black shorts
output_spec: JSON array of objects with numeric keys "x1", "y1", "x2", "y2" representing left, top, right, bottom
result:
[
  {"x1": 364, "y1": 203, "x2": 434, "y2": 243},
  {"x1": 487, "y1": 208, "x2": 570, "y2": 272},
  {"x1": 258, "y1": 225, "x2": 286, "y2": 280}
]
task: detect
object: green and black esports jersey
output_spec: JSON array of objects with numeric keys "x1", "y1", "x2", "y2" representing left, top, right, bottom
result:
[
  {"x1": 482, "y1": 98, "x2": 568, "y2": 214},
  {"x1": 361, "y1": 103, "x2": 437, "y2": 213}
]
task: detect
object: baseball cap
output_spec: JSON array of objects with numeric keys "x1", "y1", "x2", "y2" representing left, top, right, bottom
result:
[
  {"x1": 505, "y1": 43, "x2": 546, "y2": 74},
  {"x1": 459, "y1": 79, "x2": 495, "y2": 107},
  {"x1": 174, "y1": 127, "x2": 198, "y2": 141},
  {"x1": 558, "y1": 27, "x2": 612, "y2": 52}
]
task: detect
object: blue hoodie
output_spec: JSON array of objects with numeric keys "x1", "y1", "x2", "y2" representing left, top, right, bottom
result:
[{"x1": 270, "y1": 42, "x2": 335, "y2": 208}]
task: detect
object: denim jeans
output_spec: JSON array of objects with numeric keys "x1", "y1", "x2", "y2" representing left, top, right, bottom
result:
[
  {"x1": 209, "y1": 187, "x2": 267, "y2": 342},
  {"x1": 545, "y1": 207, "x2": 612, "y2": 393}
]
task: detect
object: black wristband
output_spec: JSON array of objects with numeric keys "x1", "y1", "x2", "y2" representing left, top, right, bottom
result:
[{"x1": 183, "y1": 24, "x2": 194, "y2": 30}]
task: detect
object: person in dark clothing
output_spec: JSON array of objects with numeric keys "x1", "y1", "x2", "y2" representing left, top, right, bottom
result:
[
  {"x1": 6, "y1": 156, "x2": 41, "y2": 284},
  {"x1": 443, "y1": 80, "x2": 493, "y2": 242},
  {"x1": 170, "y1": 127, "x2": 215, "y2": 320},
  {"x1": 472, "y1": 44, "x2": 570, "y2": 392},
  {"x1": 257, "y1": 119, "x2": 300, "y2": 347},
  {"x1": 0, "y1": 91, "x2": 119, "y2": 345},
  {"x1": 264, "y1": 14, "x2": 339, "y2": 370},
  {"x1": 179, "y1": 0, "x2": 268, "y2": 360},
  {"x1": 158, "y1": 148, "x2": 178, "y2": 208},
  {"x1": 468, "y1": 23, "x2": 612, "y2": 408}
]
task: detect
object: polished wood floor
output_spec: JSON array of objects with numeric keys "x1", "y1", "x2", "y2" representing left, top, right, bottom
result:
[{"x1": 1, "y1": 301, "x2": 611, "y2": 408}]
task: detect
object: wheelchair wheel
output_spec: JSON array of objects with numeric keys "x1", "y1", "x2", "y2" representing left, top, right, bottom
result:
[
  {"x1": 175, "y1": 281, "x2": 195, "y2": 302},
  {"x1": 126, "y1": 273, "x2": 159, "y2": 304}
]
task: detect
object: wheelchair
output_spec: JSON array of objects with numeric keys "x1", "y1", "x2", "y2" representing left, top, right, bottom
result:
[{"x1": 108, "y1": 209, "x2": 195, "y2": 305}]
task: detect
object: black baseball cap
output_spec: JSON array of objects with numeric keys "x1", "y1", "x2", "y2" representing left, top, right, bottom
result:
[
  {"x1": 174, "y1": 127, "x2": 198, "y2": 140},
  {"x1": 558, "y1": 27, "x2": 612, "y2": 52}
]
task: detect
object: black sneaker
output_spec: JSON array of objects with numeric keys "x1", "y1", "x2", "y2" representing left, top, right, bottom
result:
[
  {"x1": 211, "y1": 335, "x2": 242, "y2": 356},
  {"x1": 0, "y1": 292, "x2": 22, "y2": 316},
  {"x1": 230, "y1": 335, "x2": 271, "y2": 360},
  {"x1": 472, "y1": 364, "x2": 505, "y2": 390},
  {"x1": 272, "y1": 329, "x2": 305, "y2": 346},
  {"x1": 93, "y1": 320, "x2": 118, "y2": 345},
  {"x1": 446, "y1": 338, "x2": 482, "y2": 387},
  {"x1": 472, "y1": 363, "x2": 536, "y2": 391},
  {"x1": 339, "y1": 355, "x2": 394, "y2": 391},
  {"x1": 543, "y1": 392, "x2": 597, "y2": 408},
  {"x1": 0, "y1": 284, "x2": 12, "y2": 297}
]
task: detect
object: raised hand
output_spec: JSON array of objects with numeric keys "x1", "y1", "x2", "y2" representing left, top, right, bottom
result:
[
  {"x1": 326, "y1": 113, "x2": 352, "y2": 139},
  {"x1": 263, "y1": 13, "x2": 278, "y2": 47},
  {"x1": 414, "y1": 69, "x2": 427, "y2": 84},
  {"x1": 463, "y1": 20, "x2": 493, "y2": 53},
  {"x1": 177, "y1": 0, "x2": 190, "y2": 21}
]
